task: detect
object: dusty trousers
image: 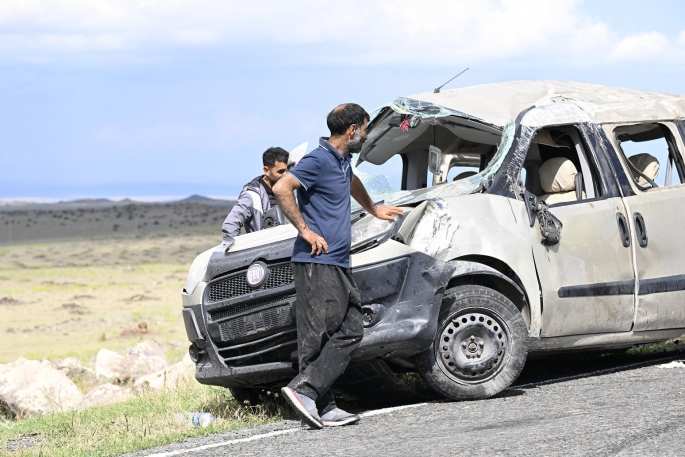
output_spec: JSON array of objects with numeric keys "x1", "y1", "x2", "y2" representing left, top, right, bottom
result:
[{"x1": 288, "y1": 262, "x2": 363, "y2": 414}]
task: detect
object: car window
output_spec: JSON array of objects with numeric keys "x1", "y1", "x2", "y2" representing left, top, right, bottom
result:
[
  {"x1": 446, "y1": 166, "x2": 479, "y2": 182},
  {"x1": 613, "y1": 123, "x2": 685, "y2": 190},
  {"x1": 523, "y1": 126, "x2": 603, "y2": 206},
  {"x1": 356, "y1": 154, "x2": 403, "y2": 192}
]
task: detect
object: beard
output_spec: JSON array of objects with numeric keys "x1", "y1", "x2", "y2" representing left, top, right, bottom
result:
[{"x1": 345, "y1": 129, "x2": 365, "y2": 155}]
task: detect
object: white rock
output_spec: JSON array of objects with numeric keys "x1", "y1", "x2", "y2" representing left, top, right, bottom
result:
[
  {"x1": 54, "y1": 357, "x2": 86, "y2": 377},
  {"x1": 0, "y1": 358, "x2": 84, "y2": 416},
  {"x1": 129, "y1": 340, "x2": 168, "y2": 359},
  {"x1": 657, "y1": 360, "x2": 685, "y2": 369},
  {"x1": 95, "y1": 349, "x2": 126, "y2": 381},
  {"x1": 95, "y1": 341, "x2": 170, "y2": 382},
  {"x1": 80, "y1": 384, "x2": 132, "y2": 409},
  {"x1": 133, "y1": 354, "x2": 195, "y2": 394}
]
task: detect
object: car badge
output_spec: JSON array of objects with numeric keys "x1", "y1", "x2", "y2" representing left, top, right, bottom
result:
[{"x1": 246, "y1": 262, "x2": 268, "y2": 288}]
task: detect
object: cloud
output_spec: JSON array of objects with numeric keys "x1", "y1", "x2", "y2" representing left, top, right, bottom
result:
[
  {"x1": 0, "y1": 0, "x2": 679, "y2": 66},
  {"x1": 609, "y1": 32, "x2": 669, "y2": 61}
]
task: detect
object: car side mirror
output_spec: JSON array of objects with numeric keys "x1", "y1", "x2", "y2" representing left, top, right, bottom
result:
[{"x1": 428, "y1": 146, "x2": 442, "y2": 175}]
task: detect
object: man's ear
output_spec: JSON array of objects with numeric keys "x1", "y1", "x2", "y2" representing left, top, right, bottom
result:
[
  {"x1": 346, "y1": 124, "x2": 357, "y2": 139},
  {"x1": 263, "y1": 165, "x2": 270, "y2": 175}
]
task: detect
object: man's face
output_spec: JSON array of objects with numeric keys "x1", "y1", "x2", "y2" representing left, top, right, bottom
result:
[
  {"x1": 345, "y1": 119, "x2": 368, "y2": 156},
  {"x1": 263, "y1": 161, "x2": 288, "y2": 186}
]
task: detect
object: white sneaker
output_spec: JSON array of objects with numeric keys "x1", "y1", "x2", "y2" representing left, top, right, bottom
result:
[{"x1": 320, "y1": 408, "x2": 360, "y2": 427}]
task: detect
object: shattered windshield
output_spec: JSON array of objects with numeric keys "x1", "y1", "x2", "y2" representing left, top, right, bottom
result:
[{"x1": 352, "y1": 98, "x2": 516, "y2": 210}]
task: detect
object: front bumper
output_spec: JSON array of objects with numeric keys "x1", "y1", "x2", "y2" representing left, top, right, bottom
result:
[{"x1": 182, "y1": 241, "x2": 455, "y2": 389}]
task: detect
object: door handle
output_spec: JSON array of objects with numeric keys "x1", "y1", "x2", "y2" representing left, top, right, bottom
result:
[
  {"x1": 616, "y1": 212, "x2": 630, "y2": 248},
  {"x1": 634, "y1": 212, "x2": 648, "y2": 248}
]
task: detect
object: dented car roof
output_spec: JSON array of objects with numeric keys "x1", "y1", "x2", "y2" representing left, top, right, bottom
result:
[{"x1": 407, "y1": 80, "x2": 685, "y2": 127}]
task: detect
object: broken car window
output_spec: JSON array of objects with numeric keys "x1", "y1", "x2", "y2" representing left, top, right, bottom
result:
[{"x1": 613, "y1": 123, "x2": 685, "y2": 189}]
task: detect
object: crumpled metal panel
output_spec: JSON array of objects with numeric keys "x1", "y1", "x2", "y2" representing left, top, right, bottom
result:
[{"x1": 408, "y1": 81, "x2": 685, "y2": 127}]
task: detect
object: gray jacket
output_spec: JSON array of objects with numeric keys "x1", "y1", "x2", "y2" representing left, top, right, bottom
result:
[{"x1": 222, "y1": 176, "x2": 273, "y2": 237}]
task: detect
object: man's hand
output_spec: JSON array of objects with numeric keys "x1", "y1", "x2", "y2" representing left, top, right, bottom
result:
[
  {"x1": 372, "y1": 205, "x2": 404, "y2": 221},
  {"x1": 301, "y1": 227, "x2": 329, "y2": 256}
]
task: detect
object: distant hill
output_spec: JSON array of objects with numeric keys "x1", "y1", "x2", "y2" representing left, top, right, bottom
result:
[
  {"x1": 0, "y1": 196, "x2": 237, "y2": 244},
  {"x1": 0, "y1": 195, "x2": 236, "y2": 212},
  {"x1": 176, "y1": 195, "x2": 235, "y2": 207}
]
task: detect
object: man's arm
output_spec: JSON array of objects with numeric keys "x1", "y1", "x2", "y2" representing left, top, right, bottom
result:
[
  {"x1": 273, "y1": 174, "x2": 329, "y2": 256},
  {"x1": 350, "y1": 175, "x2": 404, "y2": 221},
  {"x1": 221, "y1": 191, "x2": 253, "y2": 237}
]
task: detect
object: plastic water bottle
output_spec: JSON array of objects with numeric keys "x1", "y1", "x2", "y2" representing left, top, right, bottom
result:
[{"x1": 175, "y1": 412, "x2": 216, "y2": 427}]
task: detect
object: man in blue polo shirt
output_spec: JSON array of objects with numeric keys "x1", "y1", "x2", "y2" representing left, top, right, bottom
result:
[{"x1": 273, "y1": 103, "x2": 402, "y2": 429}]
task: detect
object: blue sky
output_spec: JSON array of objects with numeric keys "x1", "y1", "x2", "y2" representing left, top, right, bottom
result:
[{"x1": 2, "y1": 0, "x2": 685, "y2": 200}]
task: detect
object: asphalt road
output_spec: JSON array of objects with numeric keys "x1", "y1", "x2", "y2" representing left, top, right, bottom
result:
[{"x1": 129, "y1": 351, "x2": 685, "y2": 457}]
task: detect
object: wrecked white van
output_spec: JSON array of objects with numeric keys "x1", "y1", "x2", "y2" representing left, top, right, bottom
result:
[{"x1": 182, "y1": 81, "x2": 685, "y2": 402}]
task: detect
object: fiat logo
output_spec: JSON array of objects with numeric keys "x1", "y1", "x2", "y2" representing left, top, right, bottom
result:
[{"x1": 246, "y1": 262, "x2": 268, "y2": 288}]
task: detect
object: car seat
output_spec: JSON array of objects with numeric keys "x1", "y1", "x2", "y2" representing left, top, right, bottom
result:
[
  {"x1": 627, "y1": 153, "x2": 659, "y2": 186},
  {"x1": 539, "y1": 157, "x2": 583, "y2": 204}
]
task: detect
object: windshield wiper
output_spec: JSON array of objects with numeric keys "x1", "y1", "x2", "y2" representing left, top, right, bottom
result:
[{"x1": 351, "y1": 200, "x2": 384, "y2": 225}]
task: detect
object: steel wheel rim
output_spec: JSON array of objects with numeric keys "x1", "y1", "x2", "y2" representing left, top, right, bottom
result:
[{"x1": 435, "y1": 309, "x2": 511, "y2": 384}]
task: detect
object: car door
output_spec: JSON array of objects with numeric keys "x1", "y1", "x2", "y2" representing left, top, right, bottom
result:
[
  {"x1": 604, "y1": 121, "x2": 685, "y2": 331},
  {"x1": 524, "y1": 124, "x2": 636, "y2": 337}
]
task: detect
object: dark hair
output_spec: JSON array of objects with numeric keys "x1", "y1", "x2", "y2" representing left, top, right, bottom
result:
[
  {"x1": 326, "y1": 103, "x2": 370, "y2": 136},
  {"x1": 262, "y1": 147, "x2": 289, "y2": 167}
]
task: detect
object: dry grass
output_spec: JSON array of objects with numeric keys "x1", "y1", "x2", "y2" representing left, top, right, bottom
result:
[
  {"x1": 0, "y1": 376, "x2": 286, "y2": 456},
  {"x1": 0, "y1": 233, "x2": 220, "y2": 364},
  {"x1": 0, "y1": 232, "x2": 295, "y2": 456}
]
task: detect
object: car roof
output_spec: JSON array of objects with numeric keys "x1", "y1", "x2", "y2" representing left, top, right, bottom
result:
[{"x1": 408, "y1": 80, "x2": 685, "y2": 128}]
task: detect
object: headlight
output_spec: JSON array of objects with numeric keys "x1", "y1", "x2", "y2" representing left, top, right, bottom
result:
[
  {"x1": 350, "y1": 210, "x2": 407, "y2": 252},
  {"x1": 185, "y1": 247, "x2": 216, "y2": 294}
]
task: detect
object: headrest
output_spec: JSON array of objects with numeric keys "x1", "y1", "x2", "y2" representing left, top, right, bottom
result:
[
  {"x1": 628, "y1": 153, "x2": 659, "y2": 185},
  {"x1": 453, "y1": 170, "x2": 478, "y2": 181},
  {"x1": 540, "y1": 157, "x2": 578, "y2": 193}
]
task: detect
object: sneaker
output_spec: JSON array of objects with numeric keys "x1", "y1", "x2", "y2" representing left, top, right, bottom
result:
[
  {"x1": 320, "y1": 408, "x2": 360, "y2": 427},
  {"x1": 281, "y1": 387, "x2": 323, "y2": 429}
]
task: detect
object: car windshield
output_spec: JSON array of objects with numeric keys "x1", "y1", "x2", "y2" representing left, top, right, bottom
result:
[{"x1": 351, "y1": 118, "x2": 515, "y2": 210}]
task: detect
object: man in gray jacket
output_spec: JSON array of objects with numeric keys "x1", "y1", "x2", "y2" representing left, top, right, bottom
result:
[{"x1": 222, "y1": 147, "x2": 289, "y2": 237}]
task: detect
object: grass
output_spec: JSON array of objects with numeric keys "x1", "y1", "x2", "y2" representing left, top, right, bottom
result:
[
  {"x1": 0, "y1": 379, "x2": 285, "y2": 456},
  {"x1": 0, "y1": 234, "x2": 221, "y2": 364},
  {"x1": 0, "y1": 233, "x2": 292, "y2": 455}
]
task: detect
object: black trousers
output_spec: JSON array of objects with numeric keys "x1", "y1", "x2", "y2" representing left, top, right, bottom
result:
[{"x1": 288, "y1": 262, "x2": 363, "y2": 414}]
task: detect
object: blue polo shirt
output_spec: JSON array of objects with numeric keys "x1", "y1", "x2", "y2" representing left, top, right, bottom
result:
[{"x1": 288, "y1": 137, "x2": 353, "y2": 268}]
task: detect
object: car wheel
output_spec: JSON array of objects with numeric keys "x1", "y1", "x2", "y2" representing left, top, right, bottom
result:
[
  {"x1": 228, "y1": 387, "x2": 262, "y2": 406},
  {"x1": 416, "y1": 285, "x2": 528, "y2": 400}
]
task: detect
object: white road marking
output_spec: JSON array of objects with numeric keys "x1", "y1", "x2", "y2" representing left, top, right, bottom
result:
[
  {"x1": 360, "y1": 402, "x2": 428, "y2": 418},
  {"x1": 144, "y1": 402, "x2": 429, "y2": 456},
  {"x1": 657, "y1": 360, "x2": 685, "y2": 369},
  {"x1": 144, "y1": 429, "x2": 298, "y2": 457},
  {"x1": 514, "y1": 354, "x2": 683, "y2": 389}
]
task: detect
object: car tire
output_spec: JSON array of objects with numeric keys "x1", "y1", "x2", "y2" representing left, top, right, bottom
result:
[
  {"x1": 416, "y1": 285, "x2": 528, "y2": 400},
  {"x1": 229, "y1": 387, "x2": 262, "y2": 406}
]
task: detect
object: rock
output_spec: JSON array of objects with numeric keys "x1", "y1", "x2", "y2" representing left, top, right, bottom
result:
[
  {"x1": 125, "y1": 340, "x2": 169, "y2": 379},
  {"x1": 0, "y1": 358, "x2": 84, "y2": 416},
  {"x1": 80, "y1": 384, "x2": 132, "y2": 409},
  {"x1": 54, "y1": 357, "x2": 85, "y2": 377},
  {"x1": 133, "y1": 354, "x2": 195, "y2": 394},
  {"x1": 95, "y1": 341, "x2": 170, "y2": 382},
  {"x1": 95, "y1": 349, "x2": 126, "y2": 381},
  {"x1": 129, "y1": 340, "x2": 166, "y2": 359}
]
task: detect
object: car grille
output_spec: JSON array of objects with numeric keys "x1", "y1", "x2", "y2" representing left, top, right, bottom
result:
[
  {"x1": 219, "y1": 303, "x2": 293, "y2": 342},
  {"x1": 209, "y1": 295, "x2": 295, "y2": 322},
  {"x1": 207, "y1": 262, "x2": 293, "y2": 302},
  {"x1": 219, "y1": 328, "x2": 297, "y2": 366}
]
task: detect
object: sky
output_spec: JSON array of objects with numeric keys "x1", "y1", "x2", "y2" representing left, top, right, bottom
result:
[{"x1": 2, "y1": 0, "x2": 685, "y2": 201}]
